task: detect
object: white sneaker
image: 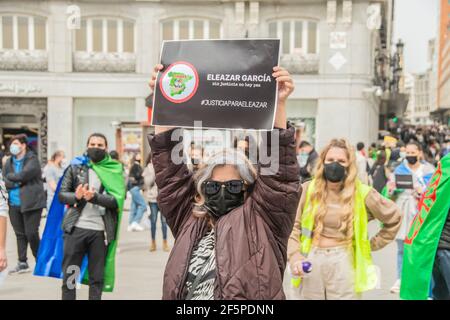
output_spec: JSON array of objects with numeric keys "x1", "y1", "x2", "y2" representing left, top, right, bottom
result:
[
  {"x1": 390, "y1": 279, "x2": 401, "y2": 294},
  {"x1": 127, "y1": 224, "x2": 135, "y2": 232},
  {"x1": 132, "y1": 222, "x2": 144, "y2": 232}
]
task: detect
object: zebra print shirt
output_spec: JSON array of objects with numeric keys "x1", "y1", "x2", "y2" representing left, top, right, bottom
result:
[{"x1": 185, "y1": 229, "x2": 216, "y2": 300}]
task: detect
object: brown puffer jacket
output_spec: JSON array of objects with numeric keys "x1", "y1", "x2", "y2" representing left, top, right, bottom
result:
[{"x1": 148, "y1": 124, "x2": 301, "y2": 300}]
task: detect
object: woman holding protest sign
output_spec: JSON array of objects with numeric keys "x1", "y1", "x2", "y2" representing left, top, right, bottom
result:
[
  {"x1": 287, "y1": 138, "x2": 402, "y2": 300},
  {"x1": 147, "y1": 63, "x2": 301, "y2": 300}
]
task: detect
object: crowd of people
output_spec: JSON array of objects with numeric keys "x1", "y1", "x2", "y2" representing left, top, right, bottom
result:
[
  {"x1": 0, "y1": 134, "x2": 170, "y2": 295},
  {"x1": 0, "y1": 64, "x2": 449, "y2": 301},
  {"x1": 296, "y1": 123, "x2": 450, "y2": 297}
]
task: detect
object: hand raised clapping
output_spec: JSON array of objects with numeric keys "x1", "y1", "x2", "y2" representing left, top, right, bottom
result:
[{"x1": 75, "y1": 184, "x2": 96, "y2": 202}]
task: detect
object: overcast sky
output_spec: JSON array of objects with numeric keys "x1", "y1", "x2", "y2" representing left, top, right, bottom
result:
[{"x1": 393, "y1": 0, "x2": 439, "y2": 74}]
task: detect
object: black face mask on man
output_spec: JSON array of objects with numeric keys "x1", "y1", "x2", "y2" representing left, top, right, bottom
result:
[
  {"x1": 406, "y1": 155, "x2": 418, "y2": 165},
  {"x1": 87, "y1": 148, "x2": 106, "y2": 163},
  {"x1": 323, "y1": 161, "x2": 347, "y2": 183},
  {"x1": 202, "y1": 180, "x2": 245, "y2": 219}
]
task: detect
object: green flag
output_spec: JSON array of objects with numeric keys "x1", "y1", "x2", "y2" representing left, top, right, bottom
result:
[
  {"x1": 83, "y1": 155, "x2": 126, "y2": 292},
  {"x1": 400, "y1": 154, "x2": 450, "y2": 300}
]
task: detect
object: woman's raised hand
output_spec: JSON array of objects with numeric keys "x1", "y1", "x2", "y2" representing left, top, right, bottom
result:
[
  {"x1": 273, "y1": 66, "x2": 294, "y2": 103},
  {"x1": 149, "y1": 64, "x2": 164, "y2": 92},
  {"x1": 148, "y1": 64, "x2": 173, "y2": 134},
  {"x1": 272, "y1": 66, "x2": 293, "y2": 129}
]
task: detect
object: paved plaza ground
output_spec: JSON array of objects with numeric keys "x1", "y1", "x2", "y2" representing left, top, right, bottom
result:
[{"x1": 0, "y1": 206, "x2": 399, "y2": 300}]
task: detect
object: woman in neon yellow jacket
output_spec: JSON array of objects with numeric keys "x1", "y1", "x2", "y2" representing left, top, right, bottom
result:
[{"x1": 287, "y1": 138, "x2": 402, "y2": 300}]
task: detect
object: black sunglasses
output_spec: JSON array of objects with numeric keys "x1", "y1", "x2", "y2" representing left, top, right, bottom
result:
[{"x1": 202, "y1": 180, "x2": 245, "y2": 196}]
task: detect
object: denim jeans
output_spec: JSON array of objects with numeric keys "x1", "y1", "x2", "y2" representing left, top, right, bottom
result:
[
  {"x1": 128, "y1": 186, "x2": 147, "y2": 225},
  {"x1": 432, "y1": 249, "x2": 450, "y2": 300},
  {"x1": 396, "y1": 239, "x2": 404, "y2": 280},
  {"x1": 149, "y1": 202, "x2": 167, "y2": 240}
]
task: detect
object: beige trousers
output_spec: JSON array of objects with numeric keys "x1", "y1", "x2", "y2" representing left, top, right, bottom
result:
[{"x1": 298, "y1": 245, "x2": 361, "y2": 300}]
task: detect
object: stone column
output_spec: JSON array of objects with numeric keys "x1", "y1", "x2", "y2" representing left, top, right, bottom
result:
[
  {"x1": 135, "y1": 97, "x2": 147, "y2": 122},
  {"x1": 47, "y1": 97, "x2": 73, "y2": 160},
  {"x1": 48, "y1": 1, "x2": 73, "y2": 73}
]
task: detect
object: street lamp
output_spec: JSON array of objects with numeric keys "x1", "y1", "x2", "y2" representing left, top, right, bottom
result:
[
  {"x1": 390, "y1": 39, "x2": 404, "y2": 93},
  {"x1": 374, "y1": 48, "x2": 389, "y2": 92},
  {"x1": 374, "y1": 39, "x2": 404, "y2": 94},
  {"x1": 373, "y1": 39, "x2": 407, "y2": 133}
]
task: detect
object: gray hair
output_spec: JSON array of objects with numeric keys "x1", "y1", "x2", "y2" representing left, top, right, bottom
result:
[{"x1": 192, "y1": 148, "x2": 257, "y2": 216}]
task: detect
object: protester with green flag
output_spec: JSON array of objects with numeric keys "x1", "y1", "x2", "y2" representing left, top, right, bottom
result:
[
  {"x1": 400, "y1": 153, "x2": 450, "y2": 300},
  {"x1": 58, "y1": 133, "x2": 125, "y2": 300}
]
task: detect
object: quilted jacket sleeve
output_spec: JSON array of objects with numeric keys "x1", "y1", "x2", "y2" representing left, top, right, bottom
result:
[
  {"x1": 249, "y1": 123, "x2": 302, "y2": 241},
  {"x1": 148, "y1": 128, "x2": 196, "y2": 238}
]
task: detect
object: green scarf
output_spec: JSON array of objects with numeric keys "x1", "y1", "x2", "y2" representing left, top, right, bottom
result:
[
  {"x1": 83, "y1": 155, "x2": 126, "y2": 292},
  {"x1": 400, "y1": 154, "x2": 450, "y2": 300}
]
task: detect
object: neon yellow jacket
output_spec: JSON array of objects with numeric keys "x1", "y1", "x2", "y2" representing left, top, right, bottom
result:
[{"x1": 291, "y1": 179, "x2": 378, "y2": 293}]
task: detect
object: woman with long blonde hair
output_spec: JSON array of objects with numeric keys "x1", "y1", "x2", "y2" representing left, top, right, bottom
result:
[{"x1": 287, "y1": 138, "x2": 402, "y2": 299}]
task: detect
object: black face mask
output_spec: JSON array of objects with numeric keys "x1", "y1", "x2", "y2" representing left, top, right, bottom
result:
[
  {"x1": 406, "y1": 156, "x2": 418, "y2": 165},
  {"x1": 323, "y1": 162, "x2": 347, "y2": 183},
  {"x1": 203, "y1": 184, "x2": 245, "y2": 220},
  {"x1": 87, "y1": 148, "x2": 106, "y2": 163}
]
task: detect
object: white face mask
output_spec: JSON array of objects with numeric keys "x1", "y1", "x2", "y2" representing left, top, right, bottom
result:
[
  {"x1": 10, "y1": 144, "x2": 22, "y2": 156},
  {"x1": 298, "y1": 153, "x2": 309, "y2": 167},
  {"x1": 60, "y1": 159, "x2": 68, "y2": 167}
]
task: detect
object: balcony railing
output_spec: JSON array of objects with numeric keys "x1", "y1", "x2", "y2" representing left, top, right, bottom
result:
[
  {"x1": 73, "y1": 51, "x2": 136, "y2": 73},
  {"x1": 280, "y1": 53, "x2": 319, "y2": 75},
  {"x1": 0, "y1": 50, "x2": 48, "y2": 71}
]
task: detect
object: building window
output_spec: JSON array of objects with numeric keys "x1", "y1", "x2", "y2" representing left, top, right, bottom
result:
[
  {"x1": 268, "y1": 19, "x2": 319, "y2": 55},
  {"x1": 0, "y1": 15, "x2": 47, "y2": 50},
  {"x1": 161, "y1": 19, "x2": 222, "y2": 41},
  {"x1": 75, "y1": 17, "x2": 135, "y2": 53}
]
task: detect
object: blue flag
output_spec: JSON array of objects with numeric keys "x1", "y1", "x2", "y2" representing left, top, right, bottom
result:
[{"x1": 34, "y1": 157, "x2": 89, "y2": 283}]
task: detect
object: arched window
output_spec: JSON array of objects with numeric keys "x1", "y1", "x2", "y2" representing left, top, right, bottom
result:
[
  {"x1": 161, "y1": 18, "x2": 222, "y2": 41},
  {"x1": 268, "y1": 19, "x2": 319, "y2": 55},
  {"x1": 0, "y1": 14, "x2": 47, "y2": 50},
  {"x1": 75, "y1": 17, "x2": 134, "y2": 53}
]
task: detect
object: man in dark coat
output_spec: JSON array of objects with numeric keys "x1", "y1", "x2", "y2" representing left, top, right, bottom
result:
[{"x1": 3, "y1": 134, "x2": 46, "y2": 274}]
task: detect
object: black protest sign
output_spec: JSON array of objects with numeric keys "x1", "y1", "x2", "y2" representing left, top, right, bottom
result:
[{"x1": 151, "y1": 39, "x2": 280, "y2": 130}]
